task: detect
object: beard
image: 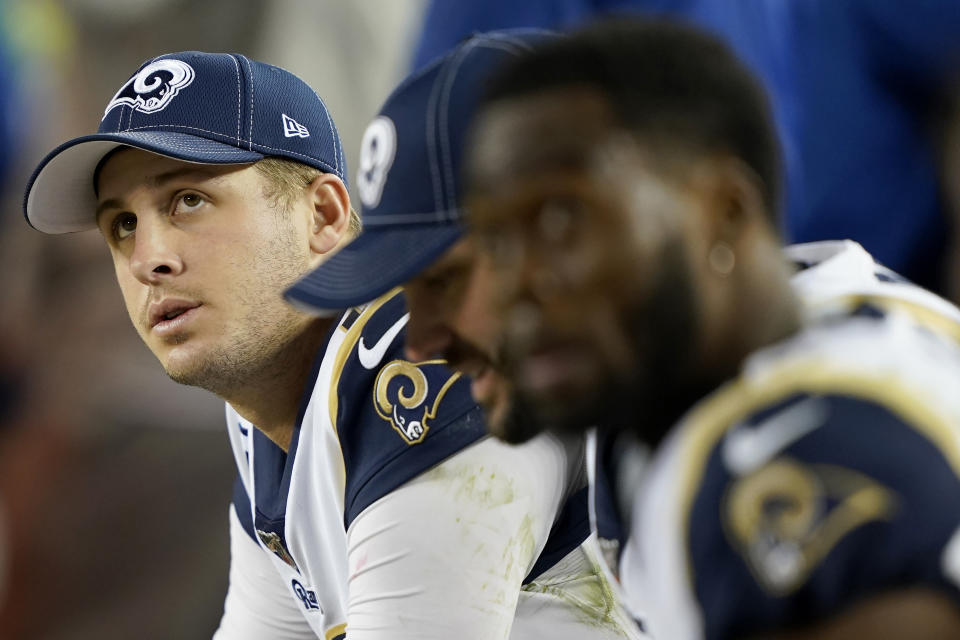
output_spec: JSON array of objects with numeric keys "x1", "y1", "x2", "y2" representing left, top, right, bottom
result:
[
  {"x1": 161, "y1": 218, "x2": 314, "y2": 397},
  {"x1": 492, "y1": 387, "x2": 548, "y2": 444},
  {"x1": 443, "y1": 333, "x2": 542, "y2": 444},
  {"x1": 503, "y1": 237, "x2": 724, "y2": 448},
  {"x1": 163, "y1": 307, "x2": 308, "y2": 396}
]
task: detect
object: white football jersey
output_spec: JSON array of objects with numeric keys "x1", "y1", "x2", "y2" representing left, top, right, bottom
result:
[
  {"x1": 216, "y1": 289, "x2": 644, "y2": 640},
  {"x1": 595, "y1": 240, "x2": 960, "y2": 639}
]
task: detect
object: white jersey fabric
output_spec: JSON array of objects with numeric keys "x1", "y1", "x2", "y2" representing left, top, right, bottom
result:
[
  {"x1": 213, "y1": 289, "x2": 643, "y2": 640},
  {"x1": 595, "y1": 240, "x2": 960, "y2": 638}
]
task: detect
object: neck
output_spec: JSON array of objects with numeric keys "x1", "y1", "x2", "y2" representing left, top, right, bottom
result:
[
  {"x1": 224, "y1": 316, "x2": 335, "y2": 451},
  {"x1": 706, "y1": 242, "x2": 803, "y2": 382}
]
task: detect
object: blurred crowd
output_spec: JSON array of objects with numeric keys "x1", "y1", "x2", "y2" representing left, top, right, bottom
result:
[{"x1": 1, "y1": 0, "x2": 959, "y2": 638}]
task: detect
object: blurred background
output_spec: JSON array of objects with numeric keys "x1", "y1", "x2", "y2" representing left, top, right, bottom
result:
[{"x1": 0, "y1": 0, "x2": 958, "y2": 638}]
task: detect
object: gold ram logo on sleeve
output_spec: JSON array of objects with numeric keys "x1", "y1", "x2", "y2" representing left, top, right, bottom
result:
[{"x1": 373, "y1": 360, "x2": 461, "y2": 444}]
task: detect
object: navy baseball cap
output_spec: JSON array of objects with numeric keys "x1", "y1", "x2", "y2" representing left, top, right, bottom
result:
[
  {"x1": 24, "y1": 51, "x2": 346, "y2": 234},
  {"x1": 285, "y1": 30, "x2": 555, "y2": 313}
]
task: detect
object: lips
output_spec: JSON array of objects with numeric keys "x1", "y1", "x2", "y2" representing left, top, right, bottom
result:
[
  {"x1": 511, "y1": 339, "x2": 593, "y2": 396},
  {"x1": 148, "y1": 298, "x2": 202, "y2": 333}
]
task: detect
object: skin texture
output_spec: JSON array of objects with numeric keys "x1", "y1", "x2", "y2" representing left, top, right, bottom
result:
[
  {"x1": 462, "y1": 88, "x2": 798, "y2": 443},
  {"x1": 403, "y1": 238, "x2": 528, "y2": 441},
  {"x1": 95, "y1": 148, "x2": 353, "y2": 449}
]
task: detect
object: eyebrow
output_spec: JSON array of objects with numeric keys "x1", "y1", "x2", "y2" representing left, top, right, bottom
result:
[
  {"x1": 95, "y1": 198, "x2": 123, "y2": 226},
  {"x1": 94, "y1": 166, "x2": 230, "y2": 225}
]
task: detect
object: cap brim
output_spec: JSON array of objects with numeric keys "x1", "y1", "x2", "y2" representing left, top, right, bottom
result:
[
  {"x1": 286, "y1": 223, "x2": 464, "y2": 313},
  {"x1": 24, "y1": 131, "x2": 265, "y2": 234}
]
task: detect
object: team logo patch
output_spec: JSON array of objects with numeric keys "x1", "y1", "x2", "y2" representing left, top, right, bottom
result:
[
  {"x1": 103, "y1": 59, "x2": 195, "y2": 118},
  {"x1": 291, "y1": 579, "x2": 322, "y2": 612},
  {"x1": 356, "y1": 116, "x2": 396, "y2": 209},
  {"x1": 373, "y1": 360, "x2": 461, "y2": 444},
  {"x1": 282, "y1": 113, "x2": 310, "y2": 138},
  {"x1": 723, "y1": 457, "x2": 897, "y2": 595}
]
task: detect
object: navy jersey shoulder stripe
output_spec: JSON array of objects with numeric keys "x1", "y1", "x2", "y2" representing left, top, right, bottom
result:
[
  {"x1": 245, "y1": 315, "x2": 344, "y2": 569},
  {"x1": 231, "y1": 475, "x2": 257, "y2": 543}
]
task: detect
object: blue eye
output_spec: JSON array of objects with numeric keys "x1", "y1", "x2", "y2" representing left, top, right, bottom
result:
[{"x1": 113, "y1": 213, "x2": 137, "y2": 240}]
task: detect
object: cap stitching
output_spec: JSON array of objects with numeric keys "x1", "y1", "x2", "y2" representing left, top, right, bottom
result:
[
  {"x1": 437, "y1": 38, "x2": 479, "y2": 216},
  {"x1": 230, "y1": 55, "x2": 242, "y2": 142},
  {"x1": 361, "y1": 209, "x2": 464, "y2": 225},
  {"x1": 121, "y1": 123, "x2": 253, "y2": 138},
  {"x1": 250, "y1": 144, "x2": 336, "y2": 174},
  {"x1": 108, "y1": 140, "x2": 252, "y2": 154},
  {"x1": 308, "y1": 86, "x2": 339, "y2": 174},
  {"x1": 475, "y1": 36, "x2": 536, "y2": 54},
  {"x1": 338, "y1": 121, "x2": 344, "y2": 176},
  {"x1": 426, "y1": 47, "x2": 462, "y2": 213},
  {"x1": 245, "y1": 57, "x2": 255, "y2": 150},
  {"x1": 115, "y1": 125, "x2": 339, "y2": 171}
]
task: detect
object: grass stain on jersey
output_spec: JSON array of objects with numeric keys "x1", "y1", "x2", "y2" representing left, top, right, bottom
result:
[{"x1": 522, "y1": 550, "x2": 638, "y2": 636}]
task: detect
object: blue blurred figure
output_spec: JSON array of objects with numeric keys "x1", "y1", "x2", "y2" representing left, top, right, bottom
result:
[{"x1": 413, "y1": 0, "x2": 960, "y2": 298}]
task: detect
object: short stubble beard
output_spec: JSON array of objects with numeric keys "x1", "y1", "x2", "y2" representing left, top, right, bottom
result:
[{"x1": 164, "y1": 215, "x2": 314, "y2": 398}]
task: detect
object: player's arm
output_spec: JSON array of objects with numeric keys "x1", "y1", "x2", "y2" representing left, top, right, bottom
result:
[
  {"x1": 212, "y1": 505, "x2": 316, "y2": 640},
  {"x1": 343, "y1": 433, "x2": 570, "y2": 640}
]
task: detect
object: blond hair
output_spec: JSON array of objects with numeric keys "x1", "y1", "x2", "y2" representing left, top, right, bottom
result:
[{"x1": 254, "y1": 156, "x2": 362, "y2": 237}]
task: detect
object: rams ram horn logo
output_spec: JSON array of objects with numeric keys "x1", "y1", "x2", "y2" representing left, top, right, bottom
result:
[
  {"x1": 723, "y1": 457, "x2": 897, "y2": 595},
  {"x1": 374, "y1": 360, "x2": 460, "y2": 444},
  {"x1": 103, "y1": 59, "x2": 195, "y2": 118}
]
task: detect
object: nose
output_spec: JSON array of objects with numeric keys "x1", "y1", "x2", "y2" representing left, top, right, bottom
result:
[
  {"x1": 404, "y1": 312, "x2": 455, "y2": 362},
  {"x1": 128, "y1": 220, "x2": 184, "y2": 285}
]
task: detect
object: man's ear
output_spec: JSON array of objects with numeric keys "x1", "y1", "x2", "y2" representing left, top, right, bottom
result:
[
  {"x1": 306, "y1": 173, "x2": 351, "y2": 256},
  {"x1": 700, "y1": 156, "x2": 769, "y2": 249}
]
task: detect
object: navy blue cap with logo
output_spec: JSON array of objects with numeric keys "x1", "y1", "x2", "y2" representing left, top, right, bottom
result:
[
  {"x1": 24, "y1": 51, "x2": 346, "y2": 234},
  {"x1": 285, "y1": 30, "x2": 557, "y2": 313}
]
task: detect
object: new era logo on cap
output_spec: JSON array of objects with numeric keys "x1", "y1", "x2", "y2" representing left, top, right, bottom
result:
[{"x1": 282, "y1": 114, "x2": 310, "y2": 138}]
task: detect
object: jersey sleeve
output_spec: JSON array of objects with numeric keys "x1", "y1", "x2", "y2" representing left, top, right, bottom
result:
[
  {"x1": 343, "y1": 435, "x2": 571, "y2": 640},
  {"x1": 212, "y1": 506, "x2": 316, "y2": 640},
  {"x1": 683, "y1": 392, "x2": 960, "y2": 639},
  {"x1": 334, "y1": 294, "x2": 487, "y2": 529}
]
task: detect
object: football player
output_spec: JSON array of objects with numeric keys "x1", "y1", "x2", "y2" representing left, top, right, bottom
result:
[
  {"x1": 23, "y1": 44, "x2": 637, "y2": 639},
  {"x1": 285, "y1": 30, "x2": 644, "y2": 639},
  {"x1": 450, "y1": 18, "x2": 960, "y2": 640}
]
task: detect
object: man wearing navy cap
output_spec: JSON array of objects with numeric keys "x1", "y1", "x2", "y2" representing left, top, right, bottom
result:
[
  {"x1": 286, "y1": 32, "x2": 548, "y2": 445},
  {"x1": 24, "y1": 50, "x2": 640, "y2": 639},
  {"x1": 291, "y1": 16, "x2": 960, "y2": 640}
]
